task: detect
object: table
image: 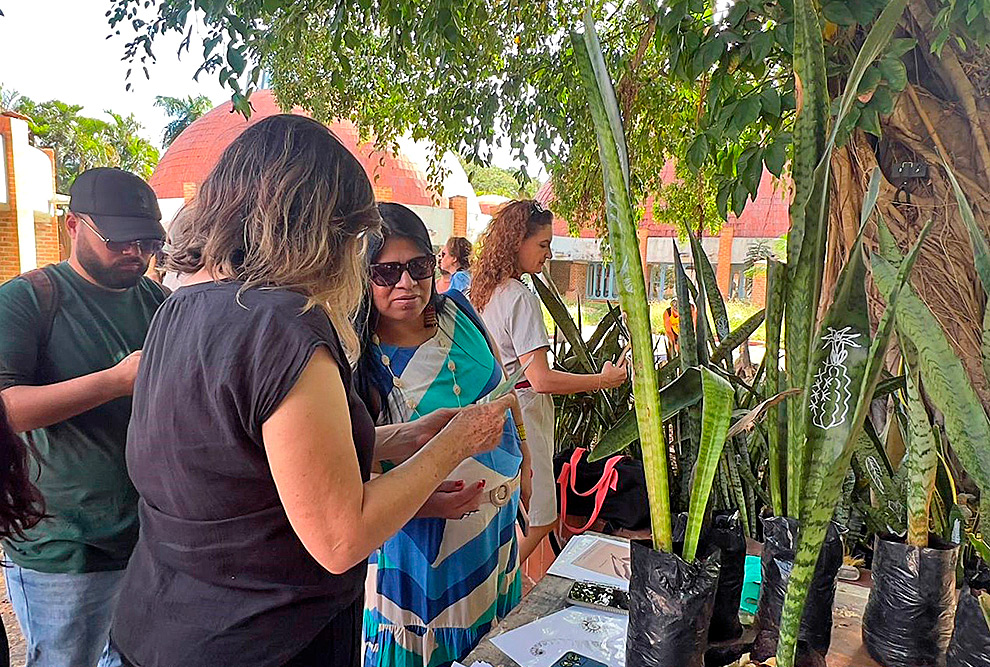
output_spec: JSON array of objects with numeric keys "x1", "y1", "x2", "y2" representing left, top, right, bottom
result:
[{"x1": 465, "y1": 560, "x2": 881, "y2": 667}]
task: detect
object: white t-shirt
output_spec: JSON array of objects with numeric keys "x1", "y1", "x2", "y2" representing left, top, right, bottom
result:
[{"x1": 480, "y1": 278, "x2": 558, "y2": 526}]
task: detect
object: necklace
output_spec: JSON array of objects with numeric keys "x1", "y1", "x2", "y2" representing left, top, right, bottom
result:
[{"x1": 373, "y1": 330, "x2": 463, "y2": 418}]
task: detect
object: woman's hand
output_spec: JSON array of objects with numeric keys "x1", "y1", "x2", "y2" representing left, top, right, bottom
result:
[
  {"x1": 415, "y1": 480, "x2": 486, "y2": 519},
  {"x1": 375, "y1": 408, "x2": 458, "y2": 463},
  {"x1": 437, "y1": 396, "x2": 513, "y2": 459},
  {"x1": 598, "y1": 359, "x2": 629, "y2": 390},
  {"x1": 520, "y1": 445, "x2": 533, "y2": 512}
]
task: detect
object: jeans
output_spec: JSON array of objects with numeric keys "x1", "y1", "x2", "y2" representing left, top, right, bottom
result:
[{"x1": 4, "y1": 563, "x2": 124, "y2": 667}]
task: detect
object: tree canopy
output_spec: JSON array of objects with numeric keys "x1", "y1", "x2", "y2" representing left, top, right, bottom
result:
[
  {"x1": 0, "y1": 85, "x2": 159, "y2": 191},
  {"x1": 155, "y1": 94, "x2": 214, "y2": 147}
]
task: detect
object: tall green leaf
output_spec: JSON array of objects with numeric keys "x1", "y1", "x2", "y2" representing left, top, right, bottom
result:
[
  {"x1": 873, "y1": 247, "x2": 990, "y2": 501},
  {"x1": 572, "y1": 17, "x2": 671, "y2": 552},
  {"x1": 902, "y1": 342, "x2": 938, "y2": 548},
  {"x1": 776, "y1": 220, "x2": 930, "y2": 667},
  {"x1": 711, "y1": 309, "x2": 766, "y2": 365},
  {"x1": 533, "y1": 271, "x2": 596, "y2": 373},
  {"x1": 683, "y1": 367, "x2": 734, "y2": 562},
  {"x1": 688, "y1": 225, "x2": 730, "y2": 342},
  {"x1": 673, "y1": 241, "x2": 699, "y2": 369},
  {"x1": 765, "y1": 259, "x2": 787, "y2": 516}
]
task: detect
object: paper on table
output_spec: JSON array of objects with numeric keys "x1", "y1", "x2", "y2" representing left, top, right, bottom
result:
[
  {"x1": 546, "y1": 534, "x2": 630, "y2": 590},
  {"x1": 489, "y1": 607, "x2": 627, "y2": 667}
]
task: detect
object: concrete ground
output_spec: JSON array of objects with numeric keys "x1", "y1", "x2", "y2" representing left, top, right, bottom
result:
[{"x1": 0, "y1": 569, "x2": 25, "y2": 666}]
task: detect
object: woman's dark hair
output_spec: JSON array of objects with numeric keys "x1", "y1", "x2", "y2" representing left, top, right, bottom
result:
[
  {"x1": 445, "y1": 237, "x2": 472, "y2": 272},
  {"x1": 0, "y1": 399, "x2": 46, "y2": 541},
  {"x1": 356, "y1": 203, "x2": 445, "y2": 421}
]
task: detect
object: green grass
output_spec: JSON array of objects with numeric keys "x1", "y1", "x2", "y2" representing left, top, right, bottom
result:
[{"x1": 542, "y1": 297, "x2": 766, "y2": 344}]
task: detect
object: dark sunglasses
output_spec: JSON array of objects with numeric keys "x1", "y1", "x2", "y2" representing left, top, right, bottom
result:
[
  {"x1": 369, "y1": 255, "x2": 436, "y2": 287},
  {"x1": 531, "y1": 201, "x2": 548, "y2": 216},
  {"x1": 79, "y1": 216, "x2": 164, "y2": 255}
]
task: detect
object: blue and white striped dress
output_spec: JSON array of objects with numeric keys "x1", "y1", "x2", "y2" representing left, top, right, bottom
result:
[{"x1": 363, "y1": 295, "x2": 522, "y2": 667}]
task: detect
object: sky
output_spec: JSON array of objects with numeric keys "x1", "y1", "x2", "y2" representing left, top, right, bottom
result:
[{"x1": 0, "y1": 0, "x2": 544, "y2": 174}]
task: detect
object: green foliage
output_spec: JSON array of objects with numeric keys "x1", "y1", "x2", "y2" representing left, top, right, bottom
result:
[
  {"x1": 154, "y1": 94, "x2": 214, "y2": 147},
  {"x1": 456, "y1": 156, "x2": 540, "y2": 199},
  {"x1": 6, "y1": 92, "x2": 159, "y2": 191}
]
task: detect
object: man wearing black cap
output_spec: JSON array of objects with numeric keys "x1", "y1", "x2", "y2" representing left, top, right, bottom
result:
[{"x1": 0, "y1": 168, "x2": 169, "y2": 667}]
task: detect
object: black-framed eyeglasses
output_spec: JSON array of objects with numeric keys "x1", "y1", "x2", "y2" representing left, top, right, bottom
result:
[
  {"x1": 370, "y1": 255, "x2": 436, "y2": 287},
  {"x1": 79, "y1": 216, "x2": 164, "y2": 255}
]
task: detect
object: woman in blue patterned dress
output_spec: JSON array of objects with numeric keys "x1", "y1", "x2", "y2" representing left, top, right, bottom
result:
[{"x1": 356, "y1": 204, "x2": 530, "y2": 667}]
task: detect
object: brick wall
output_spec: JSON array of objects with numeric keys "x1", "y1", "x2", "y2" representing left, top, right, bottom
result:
[
  {"x1": 567, "y1": 262, "x2": 588, "y2": 300},
  {"x1": 0, "y1": 116, "x2": 20, "y2": 281},
  {"x1": 449, "y1": 196, "x2": 468, "y2": 237}
]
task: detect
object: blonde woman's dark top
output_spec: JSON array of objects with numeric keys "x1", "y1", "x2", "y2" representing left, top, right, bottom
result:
[{"x1": 113, "y1": 280, "x2": 376, "y2": 667}]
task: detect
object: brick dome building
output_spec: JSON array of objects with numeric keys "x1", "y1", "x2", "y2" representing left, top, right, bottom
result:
[{"x1": 150, "y1": 89, "x2": 440, "y2": 210}]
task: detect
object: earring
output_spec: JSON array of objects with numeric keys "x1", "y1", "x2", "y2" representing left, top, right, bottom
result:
[{"x1": 423, "y1": 304, "x2": 438, "y2": 328}]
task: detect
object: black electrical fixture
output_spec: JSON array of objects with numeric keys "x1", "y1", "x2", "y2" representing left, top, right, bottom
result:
[{"x1": 892, "y1": 161, "x2": 929, "y2": 203}]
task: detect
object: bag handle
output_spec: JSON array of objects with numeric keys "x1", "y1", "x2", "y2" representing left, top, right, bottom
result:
[{"x1": 557, "y1": 448, "x2": 623, "y2": 536}]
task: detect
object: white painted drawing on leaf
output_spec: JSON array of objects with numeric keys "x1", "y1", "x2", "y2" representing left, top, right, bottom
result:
[{"x1": 809, "y1": 327, "x2": 862, "y2": 430}]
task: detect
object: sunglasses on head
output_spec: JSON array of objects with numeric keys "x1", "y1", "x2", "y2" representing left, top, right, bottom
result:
[
  {"x1": 369, "y1": 255, "x2": 436, "y2": 287},
  {"x1": 530, "y1": 201, "x2": 548, "y2": 216},
  {"x1": 79, "y1": 216, "x2": 164, "y2": 255}
]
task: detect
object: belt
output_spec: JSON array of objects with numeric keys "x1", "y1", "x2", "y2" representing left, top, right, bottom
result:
[{"x1": 483, "y1": 474, "x2": 521, "y2": 508}]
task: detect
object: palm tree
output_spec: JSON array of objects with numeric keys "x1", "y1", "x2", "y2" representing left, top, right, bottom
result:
[{"x1": 154, "y1": 94, "x2": 214, "y2": 148}]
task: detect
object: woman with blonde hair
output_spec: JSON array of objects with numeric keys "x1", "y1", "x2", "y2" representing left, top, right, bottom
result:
[
  {"x1": 111, "y1": 114, "x2": 512, "y2": 667},
  {"x1": 473, "y1": 200, "x2": 627, "y2": 561}
]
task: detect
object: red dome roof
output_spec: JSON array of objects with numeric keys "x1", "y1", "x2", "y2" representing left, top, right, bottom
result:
[{"x1": 150, "y1": 89, "x2": 439, "y2": 206}]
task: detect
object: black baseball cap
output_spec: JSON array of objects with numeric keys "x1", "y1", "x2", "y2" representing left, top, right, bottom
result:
[{"x1": 69, "y1": 168, "x2": 165, "y2": 242}]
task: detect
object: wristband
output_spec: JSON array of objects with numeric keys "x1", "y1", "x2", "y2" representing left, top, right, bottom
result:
[{"x1": 516, "y1": 423, "x2": 527, "y2": 441}]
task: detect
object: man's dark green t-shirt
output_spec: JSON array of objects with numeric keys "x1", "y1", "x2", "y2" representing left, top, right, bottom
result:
[{"x1": 0, "y1": 262, "x2": 167, "y2": 573}]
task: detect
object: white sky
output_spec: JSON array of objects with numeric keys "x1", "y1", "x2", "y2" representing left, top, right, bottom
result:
[{"x1": 0, "y1": 0, "x2": 545, "y2": 175}]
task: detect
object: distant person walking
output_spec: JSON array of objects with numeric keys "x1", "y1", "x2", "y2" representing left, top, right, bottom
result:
[
  {"x1": 472, "y1": 200, "x2": 627, "y2": 563},
  {"x1": 437, "y1": 236, "x2": 472, "y2": 295},
  {"x1": 0, "y1": 168, "x2": 169, "y2": 667},
  {"x1": 662, "y1": 298, "x2": 695, "y2": 356}
]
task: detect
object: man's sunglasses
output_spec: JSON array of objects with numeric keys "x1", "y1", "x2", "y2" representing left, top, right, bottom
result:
[
  {"x1": 79, "y1": 216, "x2": 164, "y2": 255},
  {"x1": 369, "y1": 255, "x2": 436, "y2": 287}
]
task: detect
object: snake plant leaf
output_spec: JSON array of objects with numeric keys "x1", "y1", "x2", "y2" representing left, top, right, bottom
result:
[
  {"x1": 573, "y1": 19, "x2": 670, "y2": 552},
  {"x1": 873, "y1": 245, "x2": 990, "y2": 501},
  {"x1": 533, "y1": 271, "x2": 596, "y2": 373},
  {"x1": 688, "y1": 224, "x2": 731, "y2": 342},
  {"x1": 695, "y1": 264, "x2": 712, "y2": 366},
  {"x1": 776, "y1": 221, "x2": 929, "y2": 667},
  {"x1": 590, "y1": 367, "x2": 703, "y2": 462},
  {"x1": 861, "y1": 167, "x2": 883, "y2": 228},
  {"x1": 765, "y1": 258, "x2": 787, "y2": 516},
  {"x1": 711, "y1": 309, "x2": 767, "y2": 365},
  {"x1": 673, "y1": 241, "x2": 699, "y2": 370},
  {"x1": 902, "y1": 342, "x2": 938, "y2": 548},
  {"x1": 979, "y1": 593, "x2": 990, "y2": 631},
  {"x1": 683, "y1": 367, "x2": 735, "y2": 563},
  {"x1": 725, "y1": 388, "x2": 803, "y2": 440},
  {"x1": 942, "y1": 161, "x2": 990, "y2": 387},
  {"x1": 588, "y1": 304, "x2": 622, "y2": 353}
]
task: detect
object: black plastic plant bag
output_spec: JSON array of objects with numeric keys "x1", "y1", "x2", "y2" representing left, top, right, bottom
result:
[
  {"x1": 672, "y1": 511, "x2": 746, "y2": 643},
  {"x1": 751, "y1": 515, "x2": 843, "y2": 663},
  {"x1": 626, "y1": 540, "x2": 720, "y2": 667},
  {"x1": 862, "y1": 535, "x2": 959, "y2": 667},
  {"x1": 947, "y1": 585, "x2": 990, "y2": 667}
]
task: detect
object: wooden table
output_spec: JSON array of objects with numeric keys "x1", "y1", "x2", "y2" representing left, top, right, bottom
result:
[{"x1": 465, "y1": 566, "x2": 881, "y2": 667}]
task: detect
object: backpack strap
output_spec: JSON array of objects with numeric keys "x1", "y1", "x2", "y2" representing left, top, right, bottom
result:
[{"x1": 20, "y1": 267, "x2": 60, "y2": 370}]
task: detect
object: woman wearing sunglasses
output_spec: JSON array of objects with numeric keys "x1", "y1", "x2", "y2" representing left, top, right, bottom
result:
[
  {"x1": 357, "y1": 203, "x2": 530, "y2": 667},
  {"x1": 111, "y1": 115, "x2": 512, "y2": 667},
  {"x1": 472, "y1": 200, "x2": 628, "y2": 563}
]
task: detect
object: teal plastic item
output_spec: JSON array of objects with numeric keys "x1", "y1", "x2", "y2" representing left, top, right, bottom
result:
[{"x1": 740, "y1": 554, "x2": 762, "y2": 614}]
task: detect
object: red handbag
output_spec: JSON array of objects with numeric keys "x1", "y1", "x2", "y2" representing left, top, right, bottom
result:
[{"x1": 556, "y1": 447, "x2": 625, "y2": 535}]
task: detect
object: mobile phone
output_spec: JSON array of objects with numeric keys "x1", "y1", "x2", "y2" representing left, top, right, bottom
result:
[
  {"x1": 565, "y1": 581, "x2": 629, "y2": 614},
  {"x1": 550, "y1": 652, "x2": 610, "y2": 667}
]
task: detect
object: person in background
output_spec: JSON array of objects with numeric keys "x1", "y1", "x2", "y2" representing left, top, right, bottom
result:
[
  {"x1": 438, "y1": 236, "x2": 472, "y2": 295},
  {"x1": 0, "y1": 398, "x2": 47, "y2": 667},
  {"x1": 471, "y1": 200, "x2": 628, "y2": 563},
  {"x1": 0, "y1": 167, "x2": 169, "y2": 667},
  {"x1": 662, "y1": 298, "x2": 696, "y2": 356},
  {"x1": 111, "y1": 114, "x2": 512, "y2": 667},
  {"x1": 357, "y1": 204, "x2": 528, "y2": 667}
]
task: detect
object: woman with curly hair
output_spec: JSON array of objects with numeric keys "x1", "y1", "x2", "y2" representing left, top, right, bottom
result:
[
  {"x1": 437, "y1": 237, "x2": 472, "y2": 295},
  {"x1": 0, "y1": 398, "x2": 47, "y2": 667},
  {"x1": 472, "y1": 200, "x2": 627, "y2": 561}
]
